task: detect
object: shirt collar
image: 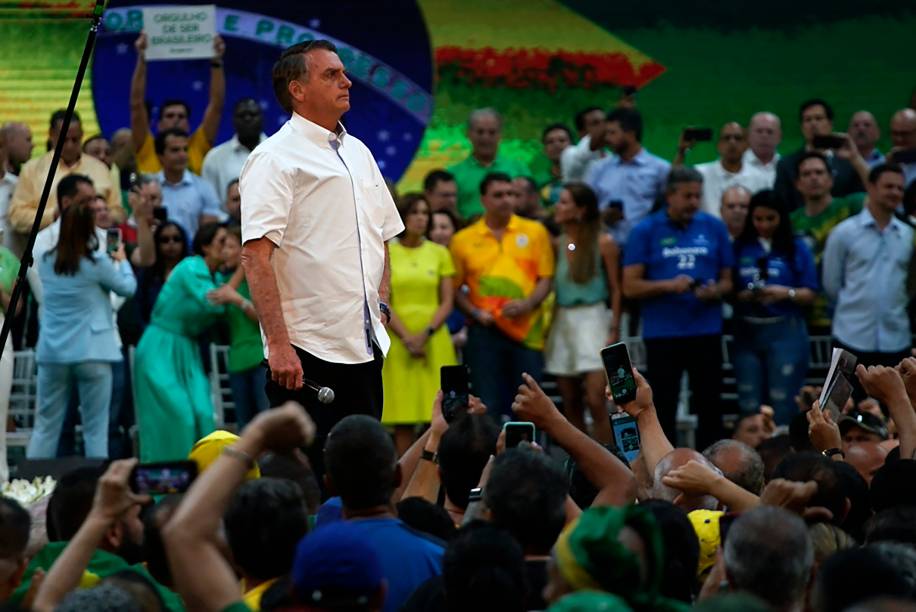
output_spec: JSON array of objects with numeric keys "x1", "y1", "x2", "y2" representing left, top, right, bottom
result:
[
  {"x1": 473, "y1": 214, "x2": 521, "y2": 236},
  {"x1": 859, "y1": 206, "x2": 904, "y2": 232},
  {"x1": 230, "y1": 133, "x2": 268, "y2": 152},
  {"x1": 157, "y1": 169, "x2": 193, "y2": 187},
  {"x1": 290, "y1": 112, "x2": 347, "y2": 149},
  {"x1": 614, "y1": 148, "x2": 648, "y2": 167}
]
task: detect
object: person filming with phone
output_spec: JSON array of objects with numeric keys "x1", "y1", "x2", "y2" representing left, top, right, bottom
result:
[
  {"x1": 26, "y1": 195, "x2": 137, "y2": 460},
  {"x1": 622, "y1": 167, "x2": 733, "y2": 448}
]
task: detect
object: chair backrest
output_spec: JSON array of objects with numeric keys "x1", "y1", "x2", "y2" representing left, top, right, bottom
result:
[
  {"x1": 9, "y1": 350, "x2": 38, "y2": 429},
  {"x1": 208, "y1": 344, "x2": 234, "y2": 428}
]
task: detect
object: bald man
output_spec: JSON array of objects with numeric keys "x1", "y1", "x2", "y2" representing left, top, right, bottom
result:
[
  {"x1": 743, "y1": 112, "x2": 782, "y2": 185},
  {"x1": 844, "y1": 442, "x2": 887, "y2": 486},
  {"x1": 720, "y1": 185, "x2": 751, "y2": 240},
  {"x1": 888, "y1": 108, "x2": 916, "y2": 186},
  {"x1": 848, "y1": 111, "x2": 884, "y2": 167},
  {"x1": 0, "y1": 122, "x2": 33, "y2": 175},
  {"x1": 651, "y1": 448, "x2": 721, "y2": 512}
]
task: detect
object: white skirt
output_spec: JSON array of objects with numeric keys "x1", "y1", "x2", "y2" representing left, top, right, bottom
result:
[{"x1": 545, "y1": 303, "x2": 612, "y2": 376}]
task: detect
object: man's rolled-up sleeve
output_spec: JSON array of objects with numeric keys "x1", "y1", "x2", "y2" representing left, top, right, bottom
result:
[{"x1": 239, "y1": 151, "x2": 293, "y2": 247}]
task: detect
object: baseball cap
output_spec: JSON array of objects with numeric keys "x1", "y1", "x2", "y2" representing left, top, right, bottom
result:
[
  {"x1": 838, "y1": 410, "x2": 889, "y2": 440},
  {"x1": 292, "y1": 522, "x2": 384, "y2": 607},
  {"x1": 188, "y1": 430, "x2": 261, "y2": 479}
]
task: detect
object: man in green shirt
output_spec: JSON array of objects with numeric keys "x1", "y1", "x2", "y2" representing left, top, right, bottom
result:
[
  {"x1": 789, "y1": 151, "x2": 865, "y2": 332},
  {"x1": 447, "y1": 108, "x2": 530, "y2": 220},
  {"x1": 528, "y1": 123, "x2": 572, "y2": 206}
]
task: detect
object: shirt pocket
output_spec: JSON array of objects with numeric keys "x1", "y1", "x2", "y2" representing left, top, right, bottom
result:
[{"x1": 359, "y1": 179, "x2": 388, "y2": 228}]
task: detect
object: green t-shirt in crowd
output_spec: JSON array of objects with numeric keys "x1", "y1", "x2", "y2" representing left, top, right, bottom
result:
[
  {"x1": 528, "y1": 154, "x2": 564, "y2": 206},
  {"x1": 0, "y1": 245, "x2": 19, "y2": 293},
  {"x1": 217, "y1": 273, "x2": 265, "y2": 373},
  {"x1": 447, "y1": 154, "x2": 530, "y2": 220},
  {"x1": 790, "y1": 192, "x2": 866, "y2": 328}
]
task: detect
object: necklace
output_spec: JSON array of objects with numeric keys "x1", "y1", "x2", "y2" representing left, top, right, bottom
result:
[{"x1": 567, "y1": 241, "x2": 576, "y2": 252}]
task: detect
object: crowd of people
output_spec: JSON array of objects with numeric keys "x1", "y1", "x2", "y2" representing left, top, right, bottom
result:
[{"x1": 0, "y1": 31, "x2": 914, "y2": 611}]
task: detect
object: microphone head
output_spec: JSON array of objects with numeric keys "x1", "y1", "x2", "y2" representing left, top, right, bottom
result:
[{"x1": 317, "y1": 387, "x2": 335, "y2": 404}]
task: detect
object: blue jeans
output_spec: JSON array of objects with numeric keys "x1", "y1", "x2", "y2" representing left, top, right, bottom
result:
[
  {"x1": 465, "y1": 325, "x2": 544, "y2": 420},
  {"x1": 229, "y1": 365, "x2": 270, "y2": 428},
  {"x1": 732, "y1": 315, "x2": 809, "y2": 426},
  {"x1": 28, "y1": 361, "x2": 112, "y2": 459},
  {"x1": 58, "y1": 357, "x2": 127, "y2": 457}
]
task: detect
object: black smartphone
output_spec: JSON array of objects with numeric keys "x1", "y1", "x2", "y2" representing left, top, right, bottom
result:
[
  {"x1": 153, "y1": 206, "x2": 168, "y2": 222},
  {"x1": 441, "y1": 365, "x2": 470, "y2": 423},
  {"x1": 106, "y1": 227, "x2": 122, "y2": 254},
  {"x1": 503, "y1": 421, "x2": 536, "y2": 448},
  {"x1": 812, "y1": 134, "x2": 846, "y2": 150},
  {"x1": 894, "y1": 148, "x2": 916, "y2": 164},
  {"x1": 601, "y1": 342, "x2": 638, "y2": 405},
  {"x1": 611, "y1": 414, "x2": 641, "y2": 464},
  {"x1": 130, "y1": 461, "x2": 198, "y2": 495},
  {"x1": 128, "y1": 171, "x2": 140, "y2": 190},
  {"x1": 682, "y1": 127, "x2": 713, "y2": 142},
  {"x1": 718, "y1": 512, "x2": 740, "y2": 545}
]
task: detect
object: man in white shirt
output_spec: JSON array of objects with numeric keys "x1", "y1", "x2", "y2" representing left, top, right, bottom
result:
[
  {"x1": 240, "y1": 40, "x2": 402, "y2": 479},
  {"x1": 561, "y1": 106, "x2": 608, "y2": 182},
  {"x1": 0, "y1": 129, "x2": 18, "y2": 250},
  {"x1": 742, "y1": 111, "x2": 782, "y2": 186},
  {"x1": 201, "y1": 98, "x2": 267, "y2": 207},
  {"x1": 683, "y1": 122, "x2": 771, "y2": 217},
  {"x1": 848, "y1": 110, "x2": 884, "y2": 168}
]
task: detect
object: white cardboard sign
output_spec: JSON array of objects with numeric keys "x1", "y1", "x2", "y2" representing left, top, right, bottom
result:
[{"x1": 142, "y1": 5, "x2": 216, "y2": 61}]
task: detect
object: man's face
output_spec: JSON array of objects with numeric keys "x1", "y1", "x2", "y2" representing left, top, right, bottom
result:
[
  {"x1": 848, "y1": 112, "x2": 880, "y2": 152},
  {"x1": 890, "y1": 110, "x2": 916, "y2": 149},
  {"x1": 842, "y1": 426, "x2": 882, "y2": 452},
  {"x1": 801, "y1": 104, "x2": 833, "y2": 143},
  {"x1": 582, "y1": 109, "x2": 606, "y2": 141},
  {"x1": 84, "y1": 138, "x2": 111, "y2": 168},
  {"x1": 868, "y1": 170, "x2": 905, "y2": 212},
  {"x1": 733, "y1": 414, "x2": 767, "y2": 448},
  {"x1": 717, "y1": 123, "x2": 747, "y2": 163},
  {"x1": 51, "y1": 121, "x2": 83, "y2": 165},
  {"x1": 159, "y1": 134, "x2": 189, "y2": 174},
  {"x1": 667, "y1": 181, "x2": 702, "y2": 223},
  {"x1": 141, "y1": 181, "x2": 163, "y2": 210},
  {"x1": 747, "y1": 114, "x2": 781, "y2": 158},
  {"x1": 513, "y1": 177, "x2": 540, "y2": 214},
  {"x1": 226, "y1": 183, "x2": 241, "y2": 220},
  {"x1": 543, "y1": 128, "x2": 571, "y2": 163},
  {"x1": 795, "y1": 157, "x2": 833, "y2": 200},
  {"x1": 468, "y1": 114, "x2": 500, "y2": 160},
  {"x1": 157, "y1": 103, "x2": 190, "y2": 132},
  {"x1": 89, "y1": 196, "x2": 111, "y2": 229},
  {"x1": 720, "y1": 189, "x2": 750, "y2": 237},
  {"x1": 232, "y1": 99, "x2": 263, "y2": 140},
  {"x1": 61, "y1": 181, "x2": 97, "y2": 213},
  {"x1": 606, "y1": 121, "x2": 632, "y2": 156},
  {"x1": 481, "y1": 180, "x2": 514, "y2": 221},
  {"x1": 293, "y1": 49, "x2": 352, "y2": 119},
  {"x1": 5, "y1": 123, "x2": 33, "y2": 164},
  {"x1": 426, "y1": 179, "x2": 458, "y2": 213}
]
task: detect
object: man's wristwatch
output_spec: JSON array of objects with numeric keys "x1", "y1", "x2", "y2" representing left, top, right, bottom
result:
[
  {"x1": 787, "y1": 288, "x2": 797, "y2": 301},
  {"x1": 379, "y1": 302, "x2": 391, "y2": 322},
  {"x1": 822, "y1": 448, "x2": 844, "y2": 459},
  {"x1": 421, "y1": 449, "x2": 438, "y2": 464}
]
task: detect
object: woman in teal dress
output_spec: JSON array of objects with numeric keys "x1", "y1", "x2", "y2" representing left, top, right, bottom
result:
[{"x1": 133, "y1": 223, "x2": 245, "y2": 461}]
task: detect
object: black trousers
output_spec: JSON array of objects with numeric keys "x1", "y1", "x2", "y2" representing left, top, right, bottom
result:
[
  {"x1": 265, "y1": 343, "x2": 383, "y2": 490},
  {"x1": 644, "y1": 335, "x2": 724, "y2": 450}
]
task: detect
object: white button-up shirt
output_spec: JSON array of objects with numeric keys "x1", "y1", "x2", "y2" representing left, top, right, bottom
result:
[
  {"x1": 695, "y1": 159, "x2": 773, "y2": 218},
  {"x1": 0, "y1": 171, "x2": 17, "y2": 250},
  {"x1": 742, "y1": 148, "x2": 780, "y2": 187},
  {"x1": 240, "y1": 113, "x2": 403, "y2": 364},
  {"x1": 201, "y1": 133, "x2": 267, "y2": 205}
]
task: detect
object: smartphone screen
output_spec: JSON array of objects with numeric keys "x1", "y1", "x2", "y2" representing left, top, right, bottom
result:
[
  {"x1": 601, "y1": 343, "x2": 637, "y2": 405},
  {"x1": 441, "y1": 365, "x2": 469, "y2": 423},
  {"x1": 812, "y1": 134, "x2": 846, "y2": 150},
  {"x1": 611, "y1": 414, "x2": 641, "y2": 463},
  {"x1": 683, "y1": 127, "x2": 713, "y2": 142},
  {"x1": 130, "y1": 461, "x2": 197, "y2": 495},
  {"x1": 503, "y1": 421, "x2": 536, "y2": 448},
  {"x1": 106, "y1": 228, "x2": 121, "y2": 254}
]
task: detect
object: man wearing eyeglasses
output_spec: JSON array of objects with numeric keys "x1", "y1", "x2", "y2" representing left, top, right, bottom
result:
[
  {"x1": 201, "y1": 98, "x2": 267, "y2": 209},
  {"x1": 678, "y1": 122, "x2": 772, "y2": 217},
  {"x1": 240, "y1": 41, "x2": 403, "y2": 483}
]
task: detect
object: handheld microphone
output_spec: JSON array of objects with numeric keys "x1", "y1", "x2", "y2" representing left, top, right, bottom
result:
[{"x1": 303, "y1": 377, "x2": 335, "y2": 404}]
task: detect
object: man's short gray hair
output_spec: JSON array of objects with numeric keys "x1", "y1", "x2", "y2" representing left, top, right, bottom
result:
[
  {"x1": 724, "y1": 506, "x2": 814, "y2": 609},
  {"x1": 702, "y1": 439, "x2": 765, "y2": 495},
  {"x1": 665, "y1": 166, "x2": 703, "y2": 194},
  {"x1": 468, "y1": 107, "x2": 502, "y2": 130}
]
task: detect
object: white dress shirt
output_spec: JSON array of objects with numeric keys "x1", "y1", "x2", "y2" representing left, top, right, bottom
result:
[
  {"x1": 240, "y1": 113, "x2": 404, "y2": 365},
  {"x1": 201, "y1": 133, "x2": 266, "y2": 206},
  {"x1": 695, "y1": 159, "x2": 773, "y2": 218},
  {"x1": 741, "y1": 148, "x2": 780, "y2": 188},
  {"x1": 0, "y1": 172, "x2": 17, "y2": 249},
  {"x1": 560, "y1": 135, "x2": 608, "y2": 182}
]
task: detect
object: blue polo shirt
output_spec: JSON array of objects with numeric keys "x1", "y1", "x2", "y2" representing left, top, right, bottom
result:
[
  {"x1": 733, "y1": 238, "x2": 818, "y2": 319},
  {"x1": 624, "y1": 209, "x2": 733, "y2": 339}
]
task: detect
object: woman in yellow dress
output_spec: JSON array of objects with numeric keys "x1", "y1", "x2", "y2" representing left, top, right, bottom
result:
[{"x1": 383, "y1": 194, "x2": 457, "y2": 455}]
